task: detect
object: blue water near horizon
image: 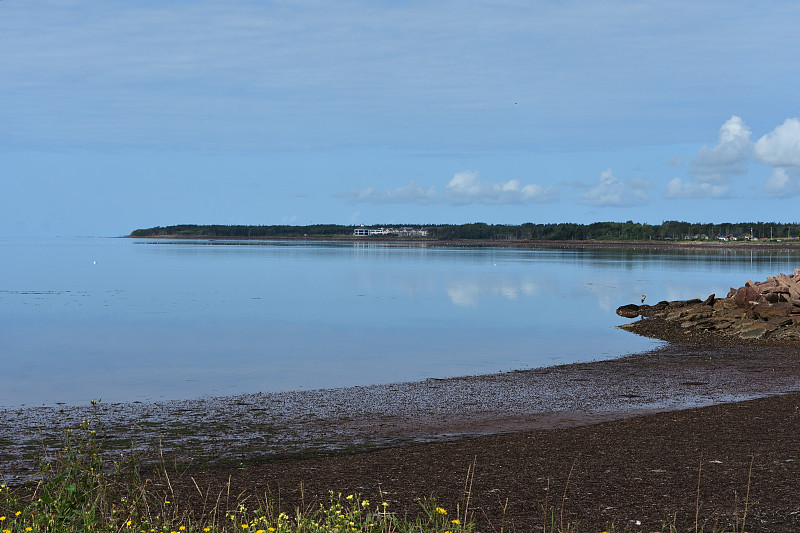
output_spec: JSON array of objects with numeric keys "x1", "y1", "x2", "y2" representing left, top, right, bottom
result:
[{"x1": 2, "y1": 236, "x2": 799, "y2": 407}]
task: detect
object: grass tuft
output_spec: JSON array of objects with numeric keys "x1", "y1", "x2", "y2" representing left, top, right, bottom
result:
[{"x1": 0, "y1": 401, "x2": 475, "y2": 533}]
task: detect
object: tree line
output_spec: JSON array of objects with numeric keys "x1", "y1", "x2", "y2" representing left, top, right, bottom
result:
[
  {"x1": 130, "y1": 220, "x2": 800, "y2": 241},
  {"x1": 130, "y1": 221, "x2": 800, "y2": 241}
]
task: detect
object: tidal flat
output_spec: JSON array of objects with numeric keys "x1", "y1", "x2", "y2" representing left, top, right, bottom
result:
[{"x1": 3, "y1": 340, "x2": 800, "y2": 486}]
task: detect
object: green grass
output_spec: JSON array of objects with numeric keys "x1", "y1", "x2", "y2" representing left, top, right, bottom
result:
[{"x1": 0, "y1": 402, "x2": 475, "y2": 533}]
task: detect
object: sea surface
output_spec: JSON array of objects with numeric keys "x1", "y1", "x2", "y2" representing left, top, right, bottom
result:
[{"x1": 2, "y1": 237, "x2": 799, "y2": 407}]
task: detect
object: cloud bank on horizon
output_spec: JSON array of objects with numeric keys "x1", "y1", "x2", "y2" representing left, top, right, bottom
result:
[
  {"x1": 347, "y1": 116, "x2": 800, "y2": 206},
  {"x1": 2, "y1": 1, "x2": 800, "y2": 235}
]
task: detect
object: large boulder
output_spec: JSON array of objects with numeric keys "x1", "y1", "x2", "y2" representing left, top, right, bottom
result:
[
  {"x1": 617, "y1": 269, "x2": 800, "y2": 342},
  {"x1": 616, "y1": 304, "x2": 641, "y2": 318}
]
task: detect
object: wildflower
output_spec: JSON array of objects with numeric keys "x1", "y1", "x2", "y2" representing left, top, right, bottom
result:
[
  {"x1": 451, "y1": 519, "x2": 461, "y2": 525},
  {"x1": 0, "y1": 517, "x2": 5, "y2": 521},
  {"x1": 436, "y1": 507, "x2": 447, "y2": 515},
  {"x1": 242, "y1": 525, "x2": 248, "y2": 529},
  {"x1": 346, "y1": 494, "x2": 354, "y2": 501},
  {"x1": 381, "y1": 502, "x2": 389, "y2": 508},
  {"x1": 179, "y1": 528, "x2": 186, "y2": 531},
  {"x1": 14, "y1": 512, "x2": 20, "y2": 517}
]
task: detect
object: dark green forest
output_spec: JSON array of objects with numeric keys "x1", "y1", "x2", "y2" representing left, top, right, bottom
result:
[{"x1": 130, "y1": 221, "x2": 800, "y2": 241}]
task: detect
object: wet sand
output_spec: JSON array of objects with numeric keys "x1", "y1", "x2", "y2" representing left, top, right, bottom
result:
[{"x1": 3, "y1": 338, "x2": 800, "y2": 485}]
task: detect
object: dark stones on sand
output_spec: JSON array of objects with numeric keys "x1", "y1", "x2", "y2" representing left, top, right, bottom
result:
[
  {"x1": 616, "y1": 303, "x2": 642, "y2": 318},
  {"x1": 617, "y1": 268, "x2": 800, "y2": 342}
]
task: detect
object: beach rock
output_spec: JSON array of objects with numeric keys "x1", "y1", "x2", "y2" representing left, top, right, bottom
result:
[
  {"x1": 616, "y1": 268, "x2": 800, "y2": 342},
  {"x1": 739, "y1": 325, "x2": 768, "y2": 340},
  {"x1": 750, "y1": 301, "x2": 795, "y2": 319},
  {"x1": 616, "y1": 304, "x2": 641, "y2": 318}
]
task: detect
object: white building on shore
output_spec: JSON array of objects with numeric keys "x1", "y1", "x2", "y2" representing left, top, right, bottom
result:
[{"x1": 353, "y1": 225, "x2": 429, "y2": 237}]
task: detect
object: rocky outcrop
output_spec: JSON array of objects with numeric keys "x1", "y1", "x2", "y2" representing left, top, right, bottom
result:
[{"x1": 617, "y1": 268, "x2": 800, "y2": 341}]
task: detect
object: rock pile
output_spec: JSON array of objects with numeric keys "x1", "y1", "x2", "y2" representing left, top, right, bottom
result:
[{"x1": 617, "y1": 268, "x2": 800, "y2": 341}]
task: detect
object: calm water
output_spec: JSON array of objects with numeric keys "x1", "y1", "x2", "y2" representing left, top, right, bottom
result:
[{"x1": 2, "y1": 237, "x2": 799, "y2": 407}]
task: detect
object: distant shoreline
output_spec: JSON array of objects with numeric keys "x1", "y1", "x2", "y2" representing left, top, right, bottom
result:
[{"x1": 128, "y1": 234, "x2": 800, "y2": 251}]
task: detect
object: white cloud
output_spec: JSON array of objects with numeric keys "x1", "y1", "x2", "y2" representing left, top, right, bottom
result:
[
  {"x1": 343, "y1": 172, "x2": 556, "y2": 206},
  {"x1": 689, "y1": 115, "x2": 752, "y2": 183},
  {"x1": 579, "y1": 169, "x2": 650, "y2": 207},
  {"x1": 753, "y1": 118, "x2": 800, "y2": 168},
  {"x1": 664, "y1": 178, "x2": 731, "y2": 199},
  {"x1": 764, "y1": 168, "x2": 800, "y2": 198},
  {"x1": 751, "y1": 118, "x2": 800, "y2": 197},
  {"x1": 346, "y1": 181, "x2": 437, "y2": 204},
  {"x1": 445, "y1": 171, "x2": 557, "y2": 205}
]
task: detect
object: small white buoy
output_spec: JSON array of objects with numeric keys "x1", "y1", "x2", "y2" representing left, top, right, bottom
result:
[{"x1": 93, "y1": 260, "x2": 97, "y2": 265}]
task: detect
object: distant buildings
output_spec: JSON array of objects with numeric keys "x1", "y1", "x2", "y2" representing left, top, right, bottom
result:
[
  {"x1": 717, "y1": 234, "x2": 757, "y2": 241},
  {"x1": 353, "y1": 225, "x2": 429, "y2": 237}
]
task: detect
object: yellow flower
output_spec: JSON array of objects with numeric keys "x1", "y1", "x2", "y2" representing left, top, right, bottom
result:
[
  {"x1": 436, "y1": 507, "x2": 447, "y2": 515},
  {"x1": 3, "y1": 529, "x2": 10, "y2": 533},
  {"x1": 204, "y1": 529, "x2": 211, "y2": 532},
  {"x1": 361, "y1": 499, "x2": 370, "y2": 507},
  {"x1": 268, "y1": 528, "x2": 275, "y2": 532},
  {"x1": 451, "y1": 519, "x2": 461, "y2": 525},
  {"x1": 345, "y1": 494, "x2": 354, "y2": 500},
  {"x1": 180, "y1": 528, "x2": 186, "y2": 531},
  {"x1": 0, "y1": 517, "x2": 5, "y2": 521},
  {"x1": 14, "y1": 512, "x2": 21, "y2": 517},
  {"x1": 26, "y1": 528, "x2": 33, "y2": 532},
  {"x1": 242, "y1": 525, "x2": 248, "y2": 529}
]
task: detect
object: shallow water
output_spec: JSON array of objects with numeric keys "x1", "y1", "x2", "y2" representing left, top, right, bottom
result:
[{"x1": 2, "y1": 237, "x2": 799, "y2": 407}]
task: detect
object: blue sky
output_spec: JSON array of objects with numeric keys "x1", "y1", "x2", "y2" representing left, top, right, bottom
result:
[{"x1": 2, "y1": 1, "x2": 800, "y2": 237}]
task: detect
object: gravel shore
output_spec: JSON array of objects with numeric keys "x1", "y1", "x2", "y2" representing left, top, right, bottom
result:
[
  {"x1": 4, "y1": 335, "x2": 799, "y2": 482},
  {"x1": 4, "y1": 313, "x2": 800, "y2": 530}
]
